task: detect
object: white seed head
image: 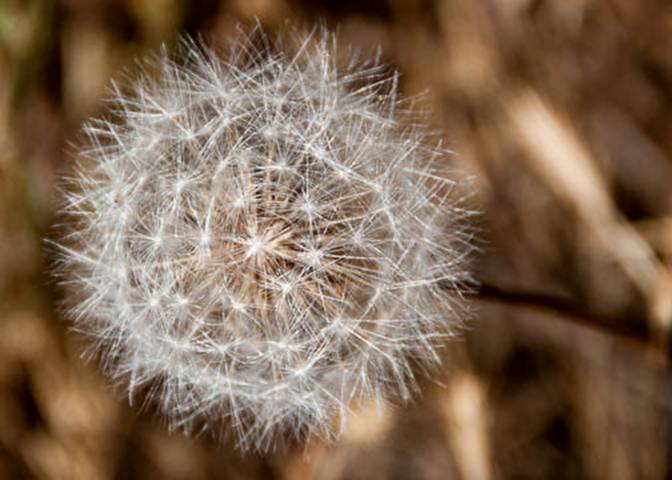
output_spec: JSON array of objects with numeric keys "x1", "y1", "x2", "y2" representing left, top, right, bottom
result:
[{"x1": 55, "y1": 27, "x2": 474, "y2": 452}]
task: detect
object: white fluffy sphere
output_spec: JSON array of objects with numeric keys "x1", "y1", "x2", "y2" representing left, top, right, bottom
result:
[{"x1": 56, "y1": 27, "x2": 473, "y2": 452}]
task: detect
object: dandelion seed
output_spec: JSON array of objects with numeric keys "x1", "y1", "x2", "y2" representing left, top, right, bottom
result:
[{"x1": 53, "y1": 25, "x2": 475, "y2": 452}]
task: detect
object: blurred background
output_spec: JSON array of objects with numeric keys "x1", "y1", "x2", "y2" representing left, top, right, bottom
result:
[{"x1": 2, "y1": 0, "x2": 672, "y2": 478}]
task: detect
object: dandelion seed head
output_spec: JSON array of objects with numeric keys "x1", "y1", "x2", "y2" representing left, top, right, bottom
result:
[{"x1": 54, "y1": 26, "x2": 475, "y2": 452}]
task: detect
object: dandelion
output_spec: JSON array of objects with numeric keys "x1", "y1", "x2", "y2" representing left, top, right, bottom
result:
[{"x1": 54, "y1": 26, "x2": 474, "y2": 452}]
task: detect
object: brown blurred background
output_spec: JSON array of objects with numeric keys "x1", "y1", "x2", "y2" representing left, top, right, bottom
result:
[{"x1": 2, "y1": 0, "x2": 672, "y2": 478}]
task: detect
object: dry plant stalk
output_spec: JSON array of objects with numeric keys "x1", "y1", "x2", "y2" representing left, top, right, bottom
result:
[{"x1": 53, "y1": 26, "x2": 474, "y2": 452}]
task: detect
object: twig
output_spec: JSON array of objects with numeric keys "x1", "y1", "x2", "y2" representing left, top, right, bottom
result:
[{"x1": 471, "y1": 281, "x2": 668, "y2": 362}]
